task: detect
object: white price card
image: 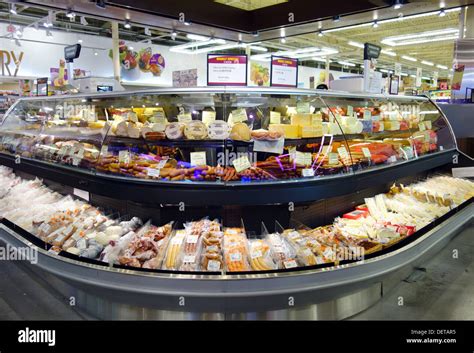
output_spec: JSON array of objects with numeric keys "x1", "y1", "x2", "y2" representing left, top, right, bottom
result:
[
  {"x1": 207, "y1": 260, "x2": 221, "y2": 271},
  {"x1": 288, "y1": 146, "x2": 297, "y2": 161},
  {"x1": 296, "y1": 102, "x2": 311, "y2": 114},
  {"x1": 270, "y1": 111, "x2": 281, "y2": 124},
  {"x1": 231, "y1": 108, "x2": 248, "y2": 122},
  {"x1": 251, "y1": 250, "x2": 262, "y2": 259},
  {"x1": 419, "y1": 122, "x2": 426, "y2": 131},
  {"x1": 178, "y1": 113, "x2": 192, "y2": 123},
  {"x1": 73, "y1": 188, "x2": 90, "y2": 201},
  {"x1": 230, "y1": 252, "x2": 242, "y2": 262},
  {"x1": 302, "y1": 168, "x2": 315, "y2": 177},
  {"x1": 147, "y1": 167, "x2": 161, "y2": 178},
  {"x1": 362, "y1": 147, "x2": 372, "y2": 159},
  {"x1": 347, "y1": 105, "x2": 354, "y2": 117},
  {"x1": 328, "y1": 152, "x2": 339, "y2": 165},
  {"x1": 186, "y1": 235, "x2": 199, "y2": 244},
  {"x1": 202, "y1": 111, "x2": 216, "y2": 125},
  {"x1": 283, "y1": 259, "x2": 298, "y2": 269},
  {"x1": 190, "y1": 151, "x2": 207, "y2": 166},
  {"x1": 363, "y1": 109, "x2": 372, "y2": 120},
  {"x1": 183, "y1": 255, "x2": 196, "y2": 264},
  {"x1": 253, "y1": 138, "x2": 285, "y2": 155},
  {"x1": 232, "y1": 155, "x2": 252, "y2": 172},
  {"x1": 157, "y1": 158, "x2": 168, "y2": 169},
  {"x1": 295, "y1": 151, "x2": 312, "y2": 166},
  {"x1": 388, "y1": 155, "x2": 397, "y2": 163},
  {"x1": 337, "y1": 146, "x2": 349, "y2": 160},
  {"x1": 118, "y1": 150, "x2": 131, "y2": 164}
]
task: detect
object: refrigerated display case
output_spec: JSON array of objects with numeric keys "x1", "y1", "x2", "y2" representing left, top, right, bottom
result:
[{"x1": 0, "y1": 87, "x2": 471, "y2": 320}]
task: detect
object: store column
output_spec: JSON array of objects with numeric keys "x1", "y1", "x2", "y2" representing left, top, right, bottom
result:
[{"x1": 111, "y1": 21, "x2": 121, "y2": 81}]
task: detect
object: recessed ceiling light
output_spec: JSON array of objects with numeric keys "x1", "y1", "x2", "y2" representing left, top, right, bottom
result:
[
  {"x1": 80, "y1": 16, "x2": 88, "y2": 26},
  {"x1": 124, "y1": 19, "x2": 131, "y2": 29},
  {"x1": 393, "y1": 0, "x2": 403, "y2": 9},
  {"x1": 184, "y1": 21, "x2": 191, "y2": 26},
  {"x1": 66, "y1": 9, "x2": 75, "y2": 18},
  {"x1": 187, "y1": 33, "x2": 209, "y2": 41},
  {"x1": 333, "y1": 15, "x2": 341, "y2": 22}
]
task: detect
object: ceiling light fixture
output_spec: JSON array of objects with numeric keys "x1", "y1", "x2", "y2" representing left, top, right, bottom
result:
[
  {"x1": 80, "y1": 16, "x2": 88, "y2": 26},
  {"x1": 436, "y1": 64, "x2": 448, "y2": 69},
  {"x1": 78, "y1": 38, "x2": 83, "y2": 43},
  {"x1": 94, "y1": 51, "x2": 98, "y2": 56},
  {"x1": 401, "y1": 55, "x2": 417, "y2": 62},
  {"x1": 421, "y1": 60, "x2": 434, "y2": 66},
  {"x1": 333, "y1": 15, "x2": 341, "y2": 22},
  {"x1": 184, "y1": 21, "x2": 191, "y2": 26},
  {"x1": 338, "y1": 61, "x2": 356, "y2": 67},
  {"x1": 171, "y1": 30, "x2": 177, "y2": 40},
  {"x1": 46, "y1": 29, "x2": 53, "y2": 37},
  {"x1": 170, "y1": 39, "x2": 227, "y2": 53},
  {"x1": 381, "y1": 49, "x2": 397, "y2": 57},
  {"x1": 43, "y1": 11, "x2": 54, "y2": 28},
  {"x1": 280, "y1": 37, "x2": 286, "y2": 43},
  {"x1": 393, "y1": 0, "x2": 403, "y2": 9},
  {"x1": 144, "y1": 27, "x2": 151, "y2": 36},
  {"x1": 348, "y1": 41, "x2": 364, "y2": 48},
  {"x1": 124, "y1": 19, "x2": 131, "y2": 29},
  {"x1": 372, "y1": 20, "x2": 379, "y2": 28},
  {"x1": 439, "y1": 8, "x2": 446, "y2": 17},
  {"x1": 186, "y1": 33, "x2": 209, "y2": 41},
  {"x1": 10, "y1": 4, "x2": 17, "y2": 15},
  {"x1": 129, "y1": 46, "x2": 134, "y2": 50},
  {"x1": 381, "y1": 28, "x2": 459, "y2": 46},
  {"x1": 249, "y1": 46, "x2": 268, "y2": 52},
  {"x1": 66, "y1": 9, "x2": 76, "y2": 18},
  {"x1": 318, "y1": 30, "x2": 323, "y2": 37}
]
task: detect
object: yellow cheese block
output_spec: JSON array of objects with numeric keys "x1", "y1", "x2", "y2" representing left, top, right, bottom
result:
[
  {"x1": 384, "y1": 120, "x2": 401, "y2": 131},
  {"x1": 269, "y1": 124, "x2": 299, "y2": 139},
  {"x1": 299, "y1": 125, "x2": 323, "y2": 138},
  {"x1": 291, "y1": 114, "x2": 312, "y2": 127}
]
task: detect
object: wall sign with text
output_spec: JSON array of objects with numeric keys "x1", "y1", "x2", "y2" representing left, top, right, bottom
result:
[
  {"x1": 207, "y1": 54, "x2": 247, "y2": 86},
  {"x1": 0, "y1": 50, "x2": 24, "y2": 77},
  {"x1": 270, "y1": 56, "x2": 298, "y2": 88}
]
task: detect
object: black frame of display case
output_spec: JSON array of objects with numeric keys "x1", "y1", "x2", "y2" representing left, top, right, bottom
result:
[{"x1": 0, "y1": 149, "x2": 456, "y2": 206}]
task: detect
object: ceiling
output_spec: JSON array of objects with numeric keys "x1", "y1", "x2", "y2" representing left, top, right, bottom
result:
[{"x1": 214, "y1": 0, "x2": 289, "y2": 11}]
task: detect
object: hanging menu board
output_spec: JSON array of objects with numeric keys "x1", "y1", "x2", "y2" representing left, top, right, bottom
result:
[
  {"x1": 207, "y1": 54, "x2": 247, "y2": 86},
  {"x1": 270, "y1": 56, "x2": 298, "y2": 87}
]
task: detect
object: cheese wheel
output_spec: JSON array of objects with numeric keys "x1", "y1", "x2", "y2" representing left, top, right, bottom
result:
[
  {"x1": 229, "y1": 123, "x2": 251, "y2": 141},
  {"x1": 165, "y1": 122, "x2": 185, "y2": 139},
  {"x1": 184, "y1": 121, "x2": 208, "y2": 140},
  {"x1": 208, "y1": 120, "x2": 230, "y2": 139}
]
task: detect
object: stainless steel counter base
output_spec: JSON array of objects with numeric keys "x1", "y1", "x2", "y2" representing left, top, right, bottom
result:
[{"x1": 0, "y1": 203, "x2": 472, "y2": 320}]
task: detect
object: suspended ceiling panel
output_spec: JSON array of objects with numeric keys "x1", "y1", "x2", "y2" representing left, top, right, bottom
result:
[{"x1": 214, "y1": 0, "x2": 288, "y2": 11}]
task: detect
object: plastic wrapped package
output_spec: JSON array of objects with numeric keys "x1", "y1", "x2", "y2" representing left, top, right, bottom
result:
[
  {"x1": 200, "y1": 231, "x2": 224, "y2": 272},
  {"x1": 248, "y1": 239, "x2": 277, "y2": 271},
  {"x1": 162, "y1": 230, "x2": 186, "y2": 270},
  {"x1": 280, "y1": 229, "x2": 318, "y2": 266},
  {"x1": 223, "y1": 228, "x2": 251, "y2": 272},
  {"x1": 266, "y1": 233, "x2": 298, "y2": 269}
]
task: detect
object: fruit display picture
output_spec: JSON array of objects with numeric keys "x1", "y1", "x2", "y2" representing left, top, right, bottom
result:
[
  {"x1": 109, "y1": 41, "x2": 166, "y2": 81},
  {"x1": 250, "y1": 62, "x2": 270, "y2": 86}
]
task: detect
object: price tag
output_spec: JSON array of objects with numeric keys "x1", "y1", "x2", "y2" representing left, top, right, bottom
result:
[
  {"x1": 424, "y1": 120, "x2": 432, "y2": 129},
  {"x1": 118, "y1": 150, "x2": 131, "y2": 164},
  {"x1": 288, "y1": 147, "x2": 297, "y2": 161},
  {"x1": 58, "y1": 146, "x2": 69, "y2": 157},
  {"x1": 323, "y1": 247, "x2": 334, "y2": 260},
  {"x1": 328, "y1": 152, "x2": 339, "y2": 165},
  {"x1": 207, "y1": 260, "x2": 221, "y2": 271},
  {"x1": 362, "y1": 147, "x2": 371, "y2": 159},
  {"x1": 295, "y1": 151, "x2": 312, "y2": 166},
  {"x1": 147, "y1": 167, "x2": 161, "y2": 178},
  {"x1": 232, "y1": 155, "x2": 252, "y2": 172},
  {"x1": 153, "y1": 116, "x2": 167, "y2": 125},
  {"x1": 186, "y1": 235, "x2": 199, "y2": 244},
  {"x1": 157, "y1": 159, "x2": 168, "y2": 168},
  {"x1": 190, "y1": 151, "x2": 207, "y2": 166},
  {"x1": 296, "y1": 102, "x2": 311, "y2": 114},
  {"x1": 230, "y1": 252, "x2": 242, "y2": 261},
  {"x1": 39, "y1": 223, "x2": 51, "y2": 234},
  {"x1": 202, "y1": 111, "x2": 216, "y2": 126},
  {"x1": 321, "y1": 145, "x2": 331, "y2": 155},
  {"x1": 73, "y1": 188, "x2": 90, "y2": 201},
  {"x1": 419, "y1": 122, "x2": 426, "y2": 131},
  {"x1": 388, "y1": 155, "x2": 397, "y2": 163},
  {"x1": 178, "y1": 113, "x2": 192, "y2": 123},
  {"x1": 270, "y1": 111, "x2": 281, "y2": 124},
  {"x1": 171, "y1": 235, "x2": 185, "y2": 245},
  {"x1": 231, "y1": 108, "x2": 248, "y2": 122},
  {"x1": 183, "y1": 255, "x2": 196, "y2": 263},
  {"x1": 316, "y1": 256, "x2": 325, "y2": 264},
  {"x1": 347, "y1": 105, "x2": 354, "y2": 117},
  {"x1": 337, "y1": 146, "x2": 349, "y2": 160},
  {"x1": 99, "y1": 145, "x2": 109, "y2": 157},
  {"x1": 251, "y1": 250, "x2": 262, "y2": 259},
  {"x1": 283, "y1": 259, "x2": 297, "y2": 269},
  {"x1": 363, "y1": 109, "x2": 372, "y2": 120},
  {"x1": 302, "y1": 168, "x2": 315, "y2": 177}
]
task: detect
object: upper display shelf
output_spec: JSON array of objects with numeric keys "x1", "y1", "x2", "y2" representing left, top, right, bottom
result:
[{"x1": 0, "y1": 87, "x2": 456, "y2": 186}]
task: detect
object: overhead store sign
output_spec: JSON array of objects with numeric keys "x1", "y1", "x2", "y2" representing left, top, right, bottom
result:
[
  {"x1": 207, "y1": 54, "x2": 247, "y2": 86},
  {"x1": 64, "y1": 44, "x2": 81, "y2": 63},
  {"x1": 364, "y1": 43, "x2": 381, "y2": 60},
  {"x1": 0, "y1": 50, "x2": 24, "y2": 76},
  {"x1": 270, "y1": 56, "x2": 298, "y2": 88}
]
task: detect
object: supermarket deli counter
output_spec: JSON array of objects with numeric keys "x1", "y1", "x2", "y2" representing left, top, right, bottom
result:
[{"x1": 0, "y1": 87, "x2": 472, "y2": 320}]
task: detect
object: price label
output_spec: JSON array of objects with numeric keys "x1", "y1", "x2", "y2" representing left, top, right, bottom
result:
[
  {"x1": 171, "y1": 235, "x2": 185, "y2": 245},
  {"x1": 337, "y1": 146, "x2": 349, "y2": 160},
  {"x1": 230, "y1": 252, "x2": 242, "y2": 262},
  {"x1": 157, "y1": 159, "x2": 168, "y2": 169},
  {"x1": 388, "y1": 155, "x2": 397, "y2": 163},
  {"x1": 147, "y1": 168, "x2": 161, "y2": 178},
  {"x1": 363, "y1": 109, "x2": 372, "y2": 120},
  {"x1": 270, "y1": 111, "x2": 281, "y2": 124},
  {"x1": 186, "y1": 235, "x2": 199, "y2": 244},
  {"x1": 316, "y1": 256, "x2": 325, "y2": 264},
  {"x1": 251, "y1": 250, "x2": 262, "y2": 259},
  {"x1": 328, "y1": 152, "x2": 339, "y2": 165},
  {"x1": 207, "y1": 260, "x2": 221, "y2": 271},
  {"x1": 296, "y1": 102, "x2": 311, "y2": 114},
  {"x1": 362, "y1": 147, "x2": 372, "y2": 158},
  {"x1": 288, "y1": 147, "x2": 297, "y2": 161},
  {"x1": 178, "y1": 114, "x2": 192, "y2": 123},
  {"x1": 347, "y1": 105, "x2": 354, "y2": 117},
  {"x1": 419, "y1": 122, "x2": 426, "y2": 131},
  {"x1": 321, "y1": 145, "x2": 331, "y2": 155},
  {"x1": 302, "y1": 168, "x2": 315, "y2": 177},
  {"x1": 73, "y1": 188, "x2": 90, "y2": 201},
  {"x1": 118, "y1": 150, "x2": 131, "y2": 164},
  {"x1": 283, "y1": 259, "x2": 297, "y2": 269},
  {"x1": 202, "y1": 111, "x2": 216, "y2": 126},
  {"x1": 323, "y1": 247, "x2": 334, "y2": 260},
  {"x1": 231, "y1": 108, "x2": 248, "y2": 122},
  {"x1": 232, "y1": 156, "x2": 252, "y2": 172},
  {"x1": 58, "y1": 146, "x2": 69, "y2": 157},
  {"x1": 424, "y1": 120, "x2": 432, "y2": 129},
  {"x1": 295, "y1": 151, "x2": 312, "y2": 166},
  {"x1": 190, "y1": 151, "x2": 207, "y2": 166},
  {"x1": 183, "y1": 255, "x2": 196, "y2": 263}
]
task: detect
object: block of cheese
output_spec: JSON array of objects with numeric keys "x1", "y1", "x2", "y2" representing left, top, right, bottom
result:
[
  {"x1": 384, "y1": 120, "x2": 401, "y2": 131},
  {"x1": 329, "y1": 122, "x2": 343, "y2": 135},
  {"x1": 291, "y1": 114, "x2": 312, "y2": 127},
  {"x1": 269, "y1": 124, "x2": 299, "y2": 139},
  {"x1": 299, "y1": 125, "x2": 323, "y2": 138},
  {"x1": 322, "y1": 122, "x2": 329, "y2": 135}
]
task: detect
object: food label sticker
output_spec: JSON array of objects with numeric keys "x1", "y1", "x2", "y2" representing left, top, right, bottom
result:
[
  {"x1": 39, "y1": 223, "x2": 51, "y2": 234},
  {"x1": 73, "y1": 188, "x2": 90, "y2": 201},
  {"x1": 439, "y1": 146, "x2": 444, "y2": 151},
  {"x1": 323, "y1": 248, "x2": 334, "y2": 260},
  {"x1": 362, "y1": 147, "x2": 372, "y2": 158},
  {"x1": 190, "y1": 151, "x2": 207, "y2": 166},
  {"x1": 156, "y1": 158, "x2": 168, "y2": 169},
  {"x1": 186, "y1": 235, "x2": 199, "y2": 244},
  {"x1": 118, "y1": 150, "x2": 131, "y2": 164},
  {"x1": 388, "y1": 155, "x2": 397, "y2": 163},
  {"x1": 171, "y1": 237, "x2": 183, "y2": 246},
  {"x1": 295, "y1": 151, "x2": 312, "y2": 166},
  {"x1": 251, "y1": 249, "x2": 262, "y2": 259},
  {"x1": 288, "y1": 147, "x2": 297, "y2": 161},
  {"x1": 230, "y1": 252, "x2": 242, "y2": 262},
  {"x1": 283, "y1": 259, "x2": 297, "y2": 269},
  {"x1": 71, "y1": 156, "x2": 81, "y2": 166},
  {"x1": 104, "y1": 220, "x2": 115, "y2": 227},
  {"x1": 296, "y1": 102, "x2": 311, "y2": 114},
  {"x1": 48, "y1": 246, "x2": 61, "y2": 255},
  {"x1": 302, "y1": 168, "x2": 315, "y2": 177},
  {"x1": 232, "y1": 155, "x2": 252, "y2": 172},
  {"x1": 207, "y1": 245, "x2": 219, "y2": 252},
  {"x1": 303, "y1": 248, "x2": 313, "y2": 257},
  {"x1": 58, "y1": 146, "x2": 69, "y2": 157},
  {"x1": 328, "y1": 153, "x2": 339, "y2": 165},
  {"x1": 321, "y1": 145, "x2": 331, "y2": 155},
  {"x1": 177, "y1": 113, "x2": 192, "y2": 123},
  {"x1": 231, "y1": 108, "x2": 248, "y2": 122},
  {"x1": 347, "y1": 105, "x2": 354, "y2": 117},
  {"x1": 424, "y1": 120, "x2": 432, "y2": 129},
  {"x1": 337, "y1": 146, "x2": 349, "y2": 160},
  {"x1": 183, "y1": 255, "x2": 196, "y2": 263},
  {"x1": 202, "y1": 111, "x2": 216, "y2": 126},
  {"x1": 419, "y1": 122, "x2": 426, "y2": 131},
  {"x1": 207, "y1": 260, "x2": 221, "y2": 271},
  {"x1": 147, "y1": 167, "x2": 161, "y2": 178},
  {"x1": 363, "y1": 109, "x2": 372, "y2": 120},
  {"x1": 316, "y1": 256, "x2": 325, "y2": 264},
  {"x1": 288, "y1": 231, "x2": 300, "y2": 240},
  {"x1": 270, "y1": 111, "x2": 281, "y2": 124}
]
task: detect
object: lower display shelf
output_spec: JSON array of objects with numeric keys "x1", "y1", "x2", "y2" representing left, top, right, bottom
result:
[{"x1": 0, "y1": 202, "x2": 472, "y2": 319}]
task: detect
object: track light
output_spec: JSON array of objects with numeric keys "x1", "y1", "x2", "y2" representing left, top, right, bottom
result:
[
  {"x1": 78, "y1": 37, "x2": 83, "y2": 43},
  {"x1": 393, "y1": 0, "x2": 403, "y2": 9},
  {"x1": 129, "y1": 46, "x2": 134, "y2": 50},
  {"x1": 318, "y1": 30, "x2": 323, "y2": 37},
  {"x1": 43, "y1": 11, "x2": 54, "y2": 28},
  {"x1": 280, "y1": 37, "x2": 286, "y2": 43},
  {"x1": 94, "y1": 51, "x2": 98, "y2": 56},
  {"x1": 439, "y1": 8, "x2": 446, "y2": 16},
  {"x1": 15, "y1": 27, "x2": 23, "y2": 37},
  {"x1": 333, "y1": 15, "x2": 341, "y2": 22},
  {"x1": 124, "y1": 19, "x2": 131, "y2": 29},
  {"x1": 372, "y1": 20, "x2": 379, "y2": 28},
  {"x1": 184, "y1": 21, "x2": 191, "y2": 26},
  {"x1": 10, "y1": 4, "x2": 17, "y2": 15},
  {"x1": 80, "y1": 16, "x2": 88, "y2": 26},
  {"x1": 171, "y1": 30, "x2": 177, "y2": 40},
  {"x1": 144, "y1": 27, "x2": 151, "y2": 36},
  {"x1": 66, "y1": 9, "x2": 75, "y2": 19},
  {"x1": 96, "y1": 0, "x2": 106, "y2": 9}
]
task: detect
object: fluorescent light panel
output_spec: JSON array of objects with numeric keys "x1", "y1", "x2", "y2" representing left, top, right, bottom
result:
[
  {"x1": 421, "y1": 60, "x2": 434, "y2": 66},
  {"x1": 382, "y1": 28, "x2": 459, "y2": 46},
  {"x1": 401, "y1": 55, "x2": 417, "y2": 62}
]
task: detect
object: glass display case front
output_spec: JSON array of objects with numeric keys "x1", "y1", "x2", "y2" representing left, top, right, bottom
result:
[{"x1": 0, "y1": 88, "x2": 456, "y2": 186}]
